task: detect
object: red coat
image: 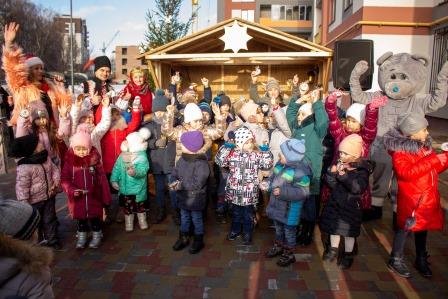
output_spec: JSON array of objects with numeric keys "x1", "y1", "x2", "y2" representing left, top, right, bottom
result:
[
  {"x1": 121, "y1": 83, "x2": 152, "y2": 115},
  {"x1": 384, "y1": 129, "x2": 448, "y2": 232},
  {"x1": 61, "y1": 147, "x2": 111, "y2": 220},
  {"x1": 321, "y1": 100, "x2": 378, "y2": 209},
  {"x1": 97, "y1": 108, "x2": 141, "y2": 174}
]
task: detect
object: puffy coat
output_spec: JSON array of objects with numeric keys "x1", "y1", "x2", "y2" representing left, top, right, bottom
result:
[
  {"x1": 215, "y1": 146, "x2": 273, "y2": 206},
  {"x1": 0, "y1": 234, "x2": 54, "y2": 299},
  {"x1": 319, "y1": 160, "x2": 373, "y2": 237},
  {"x1": 61, "y1": 147, "x2": 111, "y2": 220},
  {"x1": 384, "y1": 129, "x2": 448, "y2": 232},
  {"x1": 266, "y1": 162, "x2": 311, "y2": 226},
  {"x1": 15, "y1": 151, "x2": 60, "y2": 205},
  {"x1": 143, "y1": 116, "x2": 176, "y2": 175},
  {"x1": 286, "y1": 99, "x2": 329, "y2": 195},
  {"x1": 110, "y1": 151, "x2": 150, "y2": 203},
  {"x1": 172, "y1": 153, "x2": 210, "y2": 211},
  {"x1": 268, "y1": 107, "x2": 292, "y2": 165},
  {"x1": 321, "y1": 99, "x2": 378, "y2": 209},
  {"x1": 97, "y1": 108, "x2": 141, "y2": 174}
]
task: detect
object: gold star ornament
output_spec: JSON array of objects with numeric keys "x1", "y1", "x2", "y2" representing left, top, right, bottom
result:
[{"x1": 219, "y1": 20, "x2": 253, "y2": 53}]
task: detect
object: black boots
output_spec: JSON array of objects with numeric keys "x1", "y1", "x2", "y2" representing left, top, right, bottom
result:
[
  {"x1": 189, "y1": 234, "x2": 204, "y2": 254},
  {"x1": 388, "y1": 256, "x2": 411, "y2": 278},
  {"x1": 265, "y1": 241, "x2": 283, "y2": 258},
  {"x1": 297, "y1": 220, "x2": 314, "y2": 247},
  {"x1": 362, "y1": 205, "x2": 383, "y2": 222},
  {"x1": 277, "y1": 248, "x2": 296, "y2": 267},
  {"x1": 339, "y1": 252, "x2": 354, "y2": 269},
  {"x1": 323, "y1": 247, "x2": 338, "y2": 262},
  {"x1": 415, "y1": 252, "x2": 432, "y2": 278},
  {"x1": 172, "y1": 231, "x2": 190, "y2": 251}
]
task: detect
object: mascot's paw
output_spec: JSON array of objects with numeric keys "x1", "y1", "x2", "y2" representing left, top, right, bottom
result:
[{"x1": 353, "y1": 60, "x2": 369, "y2": 76}]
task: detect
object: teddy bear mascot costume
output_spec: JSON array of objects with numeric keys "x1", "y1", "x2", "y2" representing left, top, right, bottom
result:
[{"x1": 349, "y1": 52, "x2": 448, "y2": 221}]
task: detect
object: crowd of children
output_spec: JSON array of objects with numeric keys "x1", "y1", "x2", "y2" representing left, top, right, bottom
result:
[{"x1": 2, "y1": 21, "x2": 448, "y2": 284}]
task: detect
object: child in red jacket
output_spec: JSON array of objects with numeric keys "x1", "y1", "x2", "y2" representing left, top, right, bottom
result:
[
  {"x1": 61, "y1": 131, "x2": 111, "y2": 249},
  {"x1": 384, "y1": 114, "x2": 448, "y2": 278}
]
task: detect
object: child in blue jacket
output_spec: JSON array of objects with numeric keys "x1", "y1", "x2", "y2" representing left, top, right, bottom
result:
[{"x1": 264, "y1": 139, "x2": 311, "y2": 267}]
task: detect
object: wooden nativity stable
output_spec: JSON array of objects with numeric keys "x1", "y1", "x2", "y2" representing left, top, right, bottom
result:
[{"x1": 139, "y1": 17, "x2": 333, "y2": 101}]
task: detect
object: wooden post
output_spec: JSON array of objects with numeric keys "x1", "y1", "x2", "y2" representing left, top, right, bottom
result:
[
  {"x1": 147, "y1": 60, "x2": 160, "y2": 89},
  {"x1": 323, "y1": 57, "x2": 332, "y2": 93}
]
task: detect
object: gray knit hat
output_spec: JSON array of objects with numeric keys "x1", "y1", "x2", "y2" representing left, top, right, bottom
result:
[
  {"x1": 265, "y1": 78, "x2": 280, "y2": 92},
  {"x1": 0, "y1": 199, "x2": 40, "y2": 240},
  {"x1": 398, "y1": 114, "x2": 428, "y2": 136}
]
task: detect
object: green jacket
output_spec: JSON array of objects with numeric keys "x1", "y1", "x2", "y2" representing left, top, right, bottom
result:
[
  {"x1": 110, "y1": 151, "x2": 150, "y2": 202},
  {"x1": 286, "y1": 99, "x2": 329, "y2": 194}
]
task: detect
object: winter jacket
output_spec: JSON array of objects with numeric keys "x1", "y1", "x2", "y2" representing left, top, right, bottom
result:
[
  {"x1": 120, "y1": 82, "x2": 153, "y2": 116},
  {"x1": 61, "y1": 147, "x2": 111, "y2": 220},
  {"x1": 0, "y1": 234, "x2": 54, "y2": 299},
  {"x1": 215, "y1": 146, "x2": 273, "y2": 206},
  {"x1": 2, "y1": 45, "x2": 71, "y2": 126},
  {"x1": 70, "y1": 104, "x2": 111, "y2": 157},
  {"x1": 286, "y1": 99, "x2": 329, "y2": 195},
  {"x1": 143, "y1": 116, "x2": 176, "y2": 174},
  {"x1": 110, "y1": 151, "x2": 150, "y2": 203},
  {"x1": 383, "y1": 129, "x2": 448, "y2": 232},
  {"x1": 172, "y1": 153, "x2": 210, "y2": 211},
  {"x1": 268, "y1": 107, "x2": 292, "y2": 165},
  {"x1": 266, "y1": 162, "x2": 311, "y2": 226},
  {"x1": 97, "y1": 109, "x2": 141, "y2": 174},
  {"x1": 319, "y1": 160, "x2": 373, "y2": 237},
  {"x1": 162, "y1": 108, "x2": 225, "y2": 163},
  {"x1": 15, "y1": 151, "x2": 60, "y2": 205},
  {"x1": 82, "y1": 79, "x2": 112, "y2": 117}
]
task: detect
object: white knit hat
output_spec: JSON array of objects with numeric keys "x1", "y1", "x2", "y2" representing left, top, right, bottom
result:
[
  {"x1": 25, "y1": 55, "x2": 44, "y2": 69},
  {"x1": 235, "y1": 126, "x2": 254, "y2": 149},
  {"x1": 298, "y1": 103, "x2": 313, "y2": 117},
  {"x1": 122, "y1": 127, "x2": 151, "y2": 153},
  {"x1": 346, "y1": 103, "x2": 366, "y2": 125},
  {"x1": 183, "y1": 103, "x2": 203, "y2": 123},
  {"x1": 240, "y1": 100, "x2": 259, "y2": 122}
]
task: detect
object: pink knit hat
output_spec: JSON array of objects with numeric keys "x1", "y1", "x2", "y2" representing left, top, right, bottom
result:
[
  {"x1": 70, "y1": 131, "x2": 92, "y2": 150},
  {"x1": 240, "y1": 100, "x2": 259, "y2": 122}
]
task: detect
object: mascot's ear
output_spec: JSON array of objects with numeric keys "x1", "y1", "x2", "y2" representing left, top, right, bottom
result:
[
  {"x1": 376, "y1": 52, "x2": 393, "y2": 66},
  {"x1": 411, "y1": 54, "x2": 429, "y2": 67}
]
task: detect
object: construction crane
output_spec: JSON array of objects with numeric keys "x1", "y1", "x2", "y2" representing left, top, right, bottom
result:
[{"x1": 101, "y1": 30, "x2": 120, "y2": 55}]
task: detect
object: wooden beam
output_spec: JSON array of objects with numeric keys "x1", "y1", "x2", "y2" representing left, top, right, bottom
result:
[
  {"x1": 147, "y1": 60, "x2": 160, "y2": 89},
  {"x1": 146, "y1": 52, "x2": 332, "y2": 60},
  {"x1": 323, "y1": 57, "x2": 332, "y2": 93}
]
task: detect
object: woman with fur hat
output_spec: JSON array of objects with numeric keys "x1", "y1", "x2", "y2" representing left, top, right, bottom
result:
[
  {"x1": 319, "y1": 134, "x2": 373, "y2": 269},
  {"x1": 2, "y1": 23, "x2": 72, "y2": 128},
  {"x1": 286, "y1": 88, "x2": 329, "y2": 247},
  {"x1": 215, "y1": 126, "x2": 273, "y2": 245},
  {"x1": 170, "y1": 131, "x2": 210, "y2": 254},
  {"x1": 61, "y1": 130, "x2": 111, "y2": 249},
  {"x1": 119, "y1": 67, "x2": 153, "y2": 120},
  {"x1": 383, "y1": 114, "x2": 448, "y2": 278},
  {"x1": 264, "y1": 139, "x2": 311, "y2": 267},
  {"x1": 9, "y1": 133, "x2": 61, "y2": 249},
  {"x1": 110, "y1": 128, "x2": 151, "y2": 232},
  {"x1": 0, "y1": 199, "x2": 55, "y2": 299}
]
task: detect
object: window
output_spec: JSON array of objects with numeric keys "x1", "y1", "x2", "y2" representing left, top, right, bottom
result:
[
  {"x1": 122, "y1": 58, "x2": 127, "y2": 65},
  {"x1": 343, "y1": 0, "x2": 353, "y2": 10},
  {"x1": 122, "y1": 69, "x2": 127, "y2": 75},
  {"x1": 232, "y1": 9, "x2": 254, "y2": 21},
  {"x1": 260, "y1": 5, "x2": 271, "y2": 18},
  {"x1": 299, "y1": 6, "x2": 305, "y2": 20},
  {"x1": 329, "y1": 0, "x2": 336, "y2": 23},
  {"x1": 306, "y1": 6, "x2": 312, "y2": 20},
  {"x1": 271, "y1": 5, "x2": 312, "y2": 21},
  {"x1": 122, "y1": 48, "x2": 127, "y2": 55}
]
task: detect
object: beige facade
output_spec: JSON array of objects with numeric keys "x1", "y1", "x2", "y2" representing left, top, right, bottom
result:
[{"x1": 114, "y1": 46, "x2": 148, "y2": 83}]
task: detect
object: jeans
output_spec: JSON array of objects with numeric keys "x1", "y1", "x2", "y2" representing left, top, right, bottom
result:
[
  {"x1": 153, "y1": 173, "x2": 177, "y2": 209},
  {"x1": 180, "y1": 209, "x2": 204, "y2": 235},
  {"x1": 274, "y1": 220, "x2": 297, "y2": 249},
  {"x1": 78, "y1": 217, "x2": 102, "y2": 232},
  {"x1": 230, "y1": 204, "x2": 254, "y2": 236},
  {"x1": 32, "y1": 196, "x2": 58, "y2": 244},
  {"x1": 391, "y1": 229, "x2": 428, "y2": 257}
]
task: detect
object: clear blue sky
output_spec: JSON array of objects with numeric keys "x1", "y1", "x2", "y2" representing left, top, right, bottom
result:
[{"x1": 31, "y1": 0, "x2": 217, "y2": 56}]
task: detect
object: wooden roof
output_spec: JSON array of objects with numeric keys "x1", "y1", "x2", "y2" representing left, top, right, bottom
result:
[{"x1": 139, "y1": 17, "x2": 332, "y2": 64}]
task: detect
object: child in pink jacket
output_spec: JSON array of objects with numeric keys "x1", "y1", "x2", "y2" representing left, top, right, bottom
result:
[{"x1": 9, "y1": 133, "x2": 61, "y2": 249}]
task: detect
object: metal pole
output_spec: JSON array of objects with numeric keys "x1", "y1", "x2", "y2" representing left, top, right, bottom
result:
[{"x1": 70, "y1": 0, "x2": 74, "y2": 93}]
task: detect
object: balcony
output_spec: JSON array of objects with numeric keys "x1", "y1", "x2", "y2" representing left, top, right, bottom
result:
[{"x1": 259, "y1": 17, "x2": 313, "y2": 29}]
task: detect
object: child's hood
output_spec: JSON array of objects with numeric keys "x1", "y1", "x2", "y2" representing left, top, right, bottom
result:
[{"x1": 383, "y1": 128, "x2": 432, "y2": 154}]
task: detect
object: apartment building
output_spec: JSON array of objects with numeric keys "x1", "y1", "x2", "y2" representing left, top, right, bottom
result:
[
  {"x1": 54, "y1": 15, "x2": 89, "y2": 71},
  {"x1": 313, "y1": 0, "x2": 448, "y2": 118},
  {"x1": 217, "y1": 0, "x2": 315, "y2": 39},
  {"x1": 114, "y1": 46, "x2": 148, "y2": 83}
]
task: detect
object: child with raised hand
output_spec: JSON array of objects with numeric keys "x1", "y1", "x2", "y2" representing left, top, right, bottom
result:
[
  {"x1": 170, "y1": 131, "x2": 210, "y2": 254},
  {"x1": 61, "y1": 130, "x2": 111, "y2": 249},
  {"x1": 383, "y1": 114, "x2": 448, "y2": 278},
  {"x1": 319, "y1": 134, "x2": 373, "y2": 269},
  {"x1": 110, "y1": 128, "x2": 151, "y2": 232},
  {"x1": 264, "y1": 139, "x2": 311, "y2": 267},
  {"x1": 9, "y1": 133, "x2": 61, "y2": 249},
  {"x1": 215, "y1": 127, "x2": 273, "y2": 245}
]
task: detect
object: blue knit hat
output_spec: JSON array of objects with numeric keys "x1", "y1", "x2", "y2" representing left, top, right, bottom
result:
[
  {"x1": 198, "y1": 101, "x2": 212, "y2": 115},
  {"x1": 280, "y1": 139, "x2": 306, "y2": 164}
]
